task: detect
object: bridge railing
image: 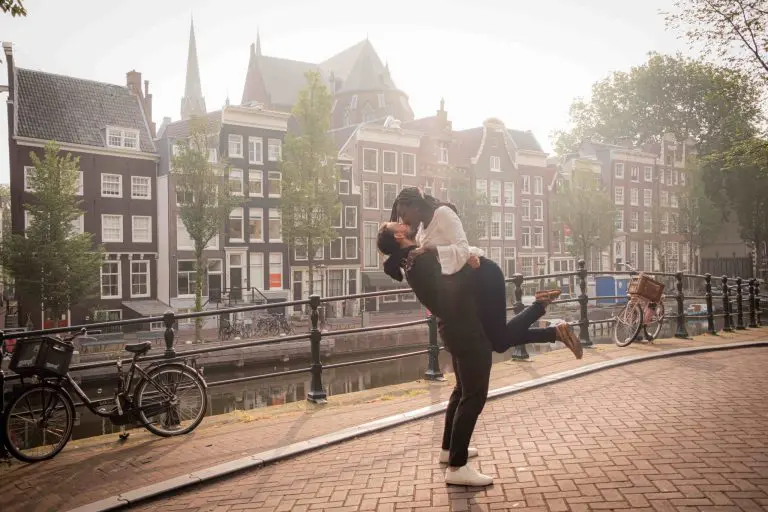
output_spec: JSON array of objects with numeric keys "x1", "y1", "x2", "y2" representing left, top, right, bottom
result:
[{"x1": 0, "y1": 260, "x2": 764, "y2": 405}]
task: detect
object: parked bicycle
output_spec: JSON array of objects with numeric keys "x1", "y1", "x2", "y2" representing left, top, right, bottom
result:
[
  {"x1": 1, "y1": 328, "x2": 208, "y2": 463},
  {"x1": 253, "y1": 312, "x2": 293, "y2": 337},
  {"x1": 612, "y1": 262, "x2": 666, "y2": 347}
]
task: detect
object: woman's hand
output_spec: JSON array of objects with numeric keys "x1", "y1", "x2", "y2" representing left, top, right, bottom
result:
[{"x1": 468, "y1": 255, "x2": 481, "y2": 269}]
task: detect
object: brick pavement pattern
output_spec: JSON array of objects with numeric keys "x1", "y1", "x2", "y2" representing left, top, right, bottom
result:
[{"x1": 135, "y1": 347, "x2": 768, "y2": 512}]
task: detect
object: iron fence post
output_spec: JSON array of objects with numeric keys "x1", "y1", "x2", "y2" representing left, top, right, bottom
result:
[
  {"x1": 424, "y1": 314, "x2": 444, "y2": 381},
  {"x1": 755, "y1": 280, "x2": 762, "y2": 327},
  {"x1": 722, "y1": 276, "x2": 734, "y2": 332},
  {"x1": 577, "y1": 259, "x2": 592, "y2": 347},
  {"x1": 748, "y1": 278, "x2": 758, "y2": 328},
  {"x1": 674, "y1": 271, "x2": 688, "y2": 338},
  {"x1": 704, "y1": 274, "x2": 717, "y2": 335},
  {"x1": 510, "y1": 273, "x2": 530, "y2": 361},
  {"x1": 307, "y1": 295, "x2": 327, "y2": 403},
  {"x1": 735, "y1": 277, "x2": 746, "y2": 329},
  {"x1": 163, "y1": 310, "x2": 176, "y2": 358}
]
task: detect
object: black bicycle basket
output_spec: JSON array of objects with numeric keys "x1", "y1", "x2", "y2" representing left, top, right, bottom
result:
[{"x1": 9, "y1": 336, "x2": 74, "y2": 378}]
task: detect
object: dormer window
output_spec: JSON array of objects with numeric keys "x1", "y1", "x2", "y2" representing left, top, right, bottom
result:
[{"x1": 106, "y1": 127, "x2": 139, "y2": 150}]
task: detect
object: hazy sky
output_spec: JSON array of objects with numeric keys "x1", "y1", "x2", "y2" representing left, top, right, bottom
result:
[{"x1": 0, "y1": 0, "x2": 689, "y2": 183}]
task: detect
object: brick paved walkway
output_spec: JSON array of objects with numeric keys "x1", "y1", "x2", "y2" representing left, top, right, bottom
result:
[{"x1": 137, "y1": 347, "x2": 768, "y2": 512}]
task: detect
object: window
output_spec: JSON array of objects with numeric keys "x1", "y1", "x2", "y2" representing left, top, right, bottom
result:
[
  {"x1": 248, "y1": 137, "x2": 263, "y2": 164},
  {"x1": 438, "y1": 142, "x2": 449, "y2": 163},
  {"x1": 70, "y1": 214, "x2": 84, "y2": 235},
  {"x1": 423, "y1": 177, "x2": 434, "y2": 197},
  {"x1": 662, "y1": 212, "x2": 669, "y2": 233},
  {"x1": 209, "y1": 148, "x2": 218, "y2": 163},
  {"x1": 330, "y1": 237, "x2": 343, "y2": 259},
  {"x1": 533, "y1": 200, "x2": 543, "y2": 221},
  {"x1": 533, "y1": 226, "x2": 544, "y2": 248},
  {"x1": 644, "y1": 211, "x2": 652, "y2": 232},
  {"x1": 268, "y1": 171, "x2": 282, "y2": 197},
  {"x1": 680, "y1": 172, "x2": 687, "y2": 186},
  {"x1": 615, "y1": 163, "x2": 624, "y2": 179},
  {"x1": 477, "y1": 217, "x2": 488, "y2": 240},
  {"x1": 332, "y1": 206, "x2": 342, "y2": 228},
  {"x1": 228, "y1": 134, "x2": 243, "y2": 158},
  {"x1": 673, "y1": 170, "x2": 679, "y2": 185},
  {"x1": 475, "y1": 179, "x2": 487, "y2": 198},
  {"x1": 101, "y1": 173, "x2": 122, "y2": 197},
  {"x1": 489, "y1": 247, "x2": 502, "y2": 268},
  {"x1": 176, "y1": 187, "x2": 194, "y2": 205},
  {"x1": 177, "y1": 260, "x2": 196, "y2": 296},
  {"x1": 660, "y1": 171, "x2": 666, "y2": 185},
  {"x1": 504, "y1": 213, "x2": 515, "y2": 239},
  {"x1": 106, "y1": 127, "x2": 139, "y2": 150},
  {"x1": 249, "y1": 170, "x2": 263, "y2": 196},
  {"x1": 176, "y1": 216, "x2": 193, "y2": 250},
  {"x1": 345, "y1": 206, "x2": 357, "y2": 228},
  {"x1": 132, "y1": 216, "x2": 152, "y2": 243},
  {"x1": 294, "y1": 239, "x2": 308, "y2": 261},
  {"x1": 229, "y1": 169, "x2": 244, "y2": 195},
  {"x1": 345, "y1": 237, "x2": 358, "y2": 259},
  {"x1": 267, "y1": 139, "x2": 282, "y2": 161},
  {"x1": 268, "y1": 209, "x2": 282, "y2": 242},
  {"x1": 504, "y1": 182, "x2": 515, "y2": 206},
  {"x1": 363, "y1": 182, "x2": 379, "y2": 209},
  {"x1": 615, "y1": 210, "x2": 624, "y2": 231},
  {"x1": 75, "y1": 171, "x2": 83, "y2": 195},
  {"x1": 101, "y1": 261, "x2": 121, "y2": 298},
  {"x1": 522, "y1": 226, "x2": 531, "y2": 248},
  {"x1": 491, "y1": 212, "x2": 501, "y2": 239},
  {"x1": 504, "y1": 247, "x2": 516, "y2": 276},
  {"x1": 644, "y1": 189, "x2": 652, "y2": 207},
  {"x1": 248, "y1": 208, "x2": 263, "y2": 242},
  {"x1": 644, "y1": 166, "x2": 653, "y2": 182},
  {"x1": 521, "y1": 175, "x2": 530, "y2": 194},
  {"x1": 631, "y1": 211, "x2": 639, "y2": 232},
  {"x1": 102, "y1": 214, "x2": 123, "y2": 242},
  {"x1": 339, "y1": 179, "x2": 350, "y2": 194},
  {"x1": 363, "y1": 148, "x2": 378, "y2": 171},
  {"x1": 489, "y1": 181, "x2": 501, "y2": 206},
  {"x1": 670, "y1": 212, "x2": 679, "y2": 232},
  {"x1": 644, "y1": 242, "x2": 653, "y2": 271},
  {"x1": 630, "y1": 188, "x2": 639, "y2": 206},
  {"x1": 533, "y1": 176, "x2": 543, "y2": 195},
  {"x1": 364, "y1": 222, "x2": 379, "y2": 268},
  {"x1": 522, "y1": 199, "x2": 531, "y2": 220},
  {"x1": 630, "y1": 166, "x2": 639, "y2": 182},
  {"x1": 490, "y1": 156, "x2": 501, "y2": 171},
  {"x1": 671, "y1": 193, "x2": 679, "y2": 208},
  {"x1": 229, "y1": 207, "x2": 244, "y2": 241},
  {"x1": 402, "y1": 153, "x2": 416, "y2": 176},
  {"x1": 383, "y1": 183, "x2": 398, "y2": 209},
  {"x1": 382, "y1": 151, "x2": 397, "y2": 174},
  {"x1": 661, "y1": 190, "x2": 669, "y2": 207},
  {"x1": 630, "y1": 241, "x2": 638, "y2": 266},
  {"x1": 614, "y1": 186, "x2": 624, "y2": 205},
  {"x1": 24, "y1": 166, "x2": 35, "y2": 192},
  {"x1": 268, "y1": 253, "x2": 283, "y2": 289},
  {"x1": 382, "y1": 292, "x2": 399, "y2": 304},
  {"x1": 130, "y1": 260, "x2": 150, "y2": 298},
  {"x1": 131, "y1": 176, "x2": 151, "y2": 199},
  {"x1": 250, "y1": 253, "x2": 264, "y2": 290}
]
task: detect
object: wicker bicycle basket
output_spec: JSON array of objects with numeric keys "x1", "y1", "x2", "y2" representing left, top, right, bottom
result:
[{"x1": 628, "y1": 274, "x2": 665, "y2": 303}]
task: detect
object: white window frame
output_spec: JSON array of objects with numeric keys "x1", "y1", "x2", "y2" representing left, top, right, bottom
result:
[
  {"x1": 130, "y1": 260, "x2": 151, "y2": 299},
  {"x1": 363, "y1": 222, "x2": 379, "y2": 269},
  {"x1": 533, "y1": 200, "x2": 543, "y2": 221},
  {"x1": 491, "y1": 212, "x2": 502, "y2": 239},
  {"x1": 268, "y1": 171, "x2": 282, "y2": 198},
  {"x1": 644, "y1": 166, "x2": 653, "y2": 182},
  {"x1": 70, "y1": 214, "x2": 85, "y2": 235},
  {"x1": 23, "y1": 166, "x2": 35, "y2": 192},
  {"x1": 229, "y1": 207, "x2": 245, "y2": 243},
  {"x1": 330, "y1": 237, "x2": 343, "y2": 260},
  {"x1": 644, "y1": 189, "x2": 652, "y2": 207},
  {"x1": 382, "y1": 183, "x2": 398, "y2": 211},
  {"x1": 363, "y1": 181, "x2": 379, "y2": 210},
  {"x1": 521, "y1": 175, "x2": 531, "y2": 194},
  {"x1": 249, "y1": 169, "x2": 263, "y2": 197},
  {"x1": 382, "y1": 150, "x2": 397, "y2": 174},
  {"x1": 615, "y1": 210, "x2": 624, "y2": 231},
  {"x1": 489, "y1": 181, "x2": 501, "y2": 206},
  {"x1": 475, "y1": 179, "x2": 488, "y2": 199},
  {"x1": 534, "y1": 226, "x2": 544, "y2": 248},
  {"x1": 382, "y1": 293, "x2": 399, "y2": 304},
  {"x1": 521, "y1": 226, "x2": 532, "y2": 248},
  {"x1": 363, "y1": 148, "x2": 378, "y2": 172},
  {"x1": 131, "y1": 215, "x2": 152, "y2": 243},
  {"x1": 248, "y1": 136, "x2": 263, "y2": 164},
  {"x1": 101, "y1": 173, "x2": 123, "y2": 198},
  {"x1": 438, "y1": 142, "x2": 449, "y2": 164},
  {"x1": 267, "y1": 139, "x2": 282, "y2": 162},
  {"x1": 345, "y1": 237, "x2": 358, "y2": 259},
  {"x1": 268, "y1": 252, "x2": 283, "y2": 289},
  {"x1": 490, "y1": 155, "x2": 501, "y2": 172},
  {"x1": 401, "y1": 153, "x2": 416, "y2": 176},
  {"x1": 100, "y1": 260, "x2": 122, "y2": 299},
  {"x1": 615, "y1": 163, "x2": 625, "y2": 179},
  {"x1": 177, "y1": 260, "x2": 196, "y2": 298},
  {"x1": 630, "y1": 166, "x2": 639, "y2": 182},
  {"x1": 106, "y1": 126, "x2": 140, "y2": 150},
  {"x1": 332, "y1": 206, "x2": 343, "y2": 228},
  {"x1": 268, "y1": 209, "x2": 282, "y2": 242},
  {"x1": 521, "y1": 199, "x2": 531, "y2": 221},
  {"x1": 208, "y1": 148, "x2": 218, "y2": 164},
  {"x1": 228, "y1": 134, "x2": 243, "y2": 158},
  {"x1": 101, "y1": 214, "x2": 123, "y2": 243},
  {"x1": 533, "y1": 176, "x2": 543, "y2": 195},
  {"x1": 229, "y1": 168, "x2": 244, "y2": 196},
  {"x1": 504, "y1": 213, "x2": 515, "y2": 239},
  {"x1": 130, "y1": 175, "x2": 151, "y2": 200},
  {"x1": 644, "y1": 211, "x2": 652, "y2": 232},
  {"x1": 504, "y1": 182, "x2": 515, "y2": 206},
  {"x1": 630, "y1": 211, "x2": 639, "y2": 232},
  {"x1": 345, "y1": 206, "x2": 358, "y2": 229},
  {"x1": 630, "y1": 188, "x2": 639, "y2": 206},
  {"x1": 339, "y1": 179, "x2": 350, "y2": 194},
  {"x1": 294, "y1": 240, "x2": 308, "y2": 261},
  {"x1": 614, "y1": 186, "x2": 624, "y2": 205},
  {"x1": 75, "y1": 171, "x2": 83, "y2": 196}
]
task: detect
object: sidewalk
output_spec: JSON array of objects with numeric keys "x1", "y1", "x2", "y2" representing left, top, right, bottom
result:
[{"x1": 0, "y1": 329, "x2": 766, "y2": 511}]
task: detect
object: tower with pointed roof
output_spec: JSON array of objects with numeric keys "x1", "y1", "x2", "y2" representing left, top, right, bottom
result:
[
  {"x1": 241, "y1": 30, "x2": 270, "y2": 106},
  {"x1": 180, "y1": 18, "x2": 207, "y2": 120}
]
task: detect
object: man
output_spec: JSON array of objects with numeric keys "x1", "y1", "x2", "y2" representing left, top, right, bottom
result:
[{"x1": 378, "y1": 221, "x2": 494, "y2": 487}]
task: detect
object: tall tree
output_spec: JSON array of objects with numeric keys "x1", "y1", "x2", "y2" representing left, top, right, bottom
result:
[
  {"x1": 280, "y1": 71, "x2": 340, "y2": 295},
  {"x1": 552, "y1": 170, "x2": 615, "y2": 266},
  {"x1": 173, "y1": 118, "x2": 238, "y2": 341},
  {"x1": 663, "y1": 0, "x2": 768, "y2": 84},
  {"x1": 0, "y1": 0, "x2": 26, "y2": 17},
  {"x1": 0, "y1": 142, "x2": 102, "y2": 326},
  {"x1": 445, "y1": 167, "x2": 490, "y2": 246},
  {"x1": 551, "y1": 53, "x2": 762, "y2": 157},
  {"x1": 676, "y1": 158, "x2": 722, "y2": 272},
  {"x1": 649, "y1": 201, "x2": 674, "y2": 272}
]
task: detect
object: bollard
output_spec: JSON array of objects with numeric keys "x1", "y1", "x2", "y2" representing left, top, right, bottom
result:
[
  {"x1": 163, "y1": 310, "x2": 176, "y2": 358},
  {"x1": 510, "y1": 274, "x2": 530, "y2": 361},
  {"x1": 424, "y1": 315, "x2": 444, "y2": 380},
  {"x1": 755, "y1": 280, "x2": 762, "y2": 327},
  {"x1": 704, "y1": 274, "x2": 717, "y2": 335},
  {"x1": 722, "y1": 276, "x2": 734, "y2": 332},
  {"x1": 748, "y1": 278, "x2": 758, "y2": 328},
  {"x1": 735, "y1": 277, "x2": 746, "y2": 330},
  {"x1": 674, "y1": 272, "x2": 689, "y2": 338},
  {"x1": 307, "y1": 295, "x2": 327, "y2": 403},
  {"x1": 577, "y1": 259, "x2": 592, "y2": 347}
]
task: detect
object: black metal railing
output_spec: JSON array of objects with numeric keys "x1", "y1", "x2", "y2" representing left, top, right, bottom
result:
[{"x1": 1, "y1": 260, "x2": 764, "y2": 405}]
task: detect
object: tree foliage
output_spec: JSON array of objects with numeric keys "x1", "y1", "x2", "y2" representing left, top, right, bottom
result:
[
  {"x1": 173, "y1": 118, "x2": 239, "y2": 340},
  {"x1": 445, "y1": 167, "x2": 490, "y2": 247},
  {"x1": 663, "y1": 0, "x2": 768, "y2": 84},
  {"x1": 0, "y1": 142, "x2": 102, "y2": 324},
  {"x1": 552, "y1": 53, "x2": 762, "y2": 157},
  {"x1": 280, "y1": 71, "x2": 340, "y2": 294},
  {"x1": 676, "y1": 157, "x2": 722, "y2": 272},
  {"x1": 0, "y1": 0, "x2": 26, "y2": 17}
]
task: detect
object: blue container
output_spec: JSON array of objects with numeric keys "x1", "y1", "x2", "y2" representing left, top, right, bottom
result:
[{"x1": 595, "y1": 276, "x2": 615, "y2": 305}]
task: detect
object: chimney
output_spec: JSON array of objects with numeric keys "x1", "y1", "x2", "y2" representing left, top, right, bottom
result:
[
  {"x1": 126, "y1": 70, "x2": 142, "y2": 97},
  {"x1": 143, "y1": 79, "x2": 155, "y2": 137}
]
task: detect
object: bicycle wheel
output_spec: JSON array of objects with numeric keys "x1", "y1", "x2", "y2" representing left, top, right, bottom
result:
[
  {"x1": 645, "y1": 300, "x2": 665, "y2": 340},
  {"x1": 613, "y1": 302, "x2": 643, "y2": 347},
  {"x1": 2, "y1": 383, "x2": 75, "y2": 463},
  {"x1": 134, "y1": 363, "x2": 208, "y2": 437}
]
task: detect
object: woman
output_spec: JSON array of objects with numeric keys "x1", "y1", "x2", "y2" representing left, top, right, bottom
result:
[{"x1": 387, "y1": 187, "x2": 582, "y2": 357}]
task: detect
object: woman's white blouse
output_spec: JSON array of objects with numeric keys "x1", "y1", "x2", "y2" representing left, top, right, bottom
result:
[{"x1": 416, "y1": 206, "x2": 485, "y2": 275}]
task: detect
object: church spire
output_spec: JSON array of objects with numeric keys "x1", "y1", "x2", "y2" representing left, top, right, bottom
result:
[
  {"x1": 181, "y1": 17, "x2": 207, "y2": 120},
  {"x1": 255, "y1": 27, "x2": 262, "y2": 57},
  {"x1": 242, "y1": 39, "x2": 269, "y2": 106}
]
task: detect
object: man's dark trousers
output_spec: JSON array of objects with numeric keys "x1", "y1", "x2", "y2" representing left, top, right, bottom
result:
[{"x1": 441, "y1": 348, "x2": 492, "y2": 467}]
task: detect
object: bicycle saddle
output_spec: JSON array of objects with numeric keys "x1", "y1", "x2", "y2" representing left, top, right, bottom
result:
[{"x1": 124, "y1": 341, "x2": 153, "y2": 355}]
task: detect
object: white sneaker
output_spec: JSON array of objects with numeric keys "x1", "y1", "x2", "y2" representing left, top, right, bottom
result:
[
  {"x1": 439, "y1": 447, "x2": 478, "y2": 464},
  {"x1": 444, "y1": 463, "x2": 493, "y2": 486}
]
